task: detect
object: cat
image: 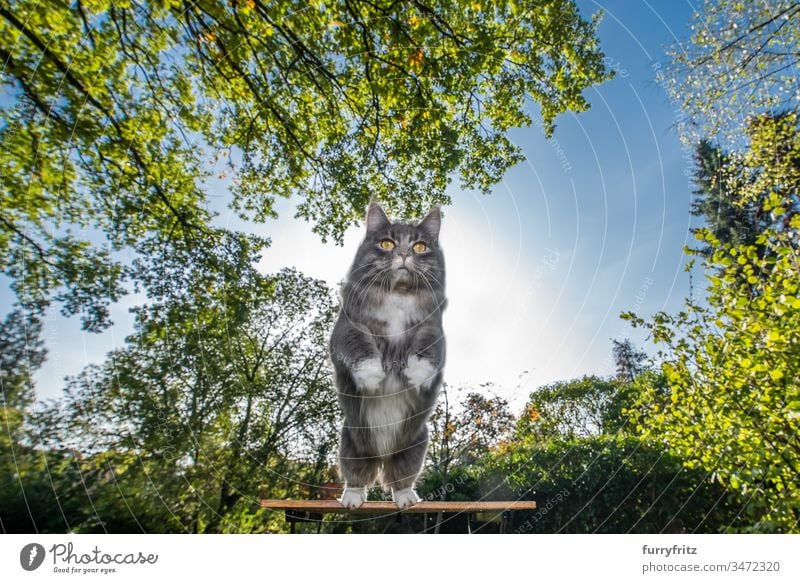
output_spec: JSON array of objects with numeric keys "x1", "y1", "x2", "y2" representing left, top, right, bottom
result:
[{"x1": 329, "y1": 203, "x2": 446, "y2": 509}]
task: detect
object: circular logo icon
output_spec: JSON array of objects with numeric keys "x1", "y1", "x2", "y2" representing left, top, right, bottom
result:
[{"x1": 20, "y1": 543, "x2": 46, "y2": 571}]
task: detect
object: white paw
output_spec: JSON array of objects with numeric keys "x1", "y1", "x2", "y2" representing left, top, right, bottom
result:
[
  {"x1": 392, "y1": 487, "x2": 420, "y2": 509},
  {"x1": 340, "y1": 486, "x2": 368, "y2": 509},
  {"x1": 403, "y1": 356, "x2": 437, "y2": 389},
  {"x1": 352, "y1": 357, "x2": 385, "y2": 392}
]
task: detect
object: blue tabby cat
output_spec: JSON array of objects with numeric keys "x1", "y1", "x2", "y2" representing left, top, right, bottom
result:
[{"x1": 329, "y1": 203, "x2": 446, "y2": 508}]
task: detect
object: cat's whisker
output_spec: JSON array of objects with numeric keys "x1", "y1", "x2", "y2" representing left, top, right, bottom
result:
[
  {"x1": 353, "y1": 268, "x2": 386, "y2": 316},
  {"x1": 352, "y1": 277, "x2": 376, "y2": 315},
  {"x1": 354, "y1": 263, "x2": 382, "y2": 284},
  {"x1": 350, "y1": 259, "x2": 383, "y2": 278},
  {"x1": 418, "y1": 265, "x2": 444, "y2": 288},
  {"x1": 417, "y1": 270, "x2": 438, "y2": 302}
]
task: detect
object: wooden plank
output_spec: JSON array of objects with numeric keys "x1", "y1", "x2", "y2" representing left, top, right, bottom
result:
[{"x1": 260, "y1": 499, "x2": 536, "y2": 514}]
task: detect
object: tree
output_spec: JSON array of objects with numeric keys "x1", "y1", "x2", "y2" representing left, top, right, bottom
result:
[
  {"x1": 0, "y1": 311, "x2": 93, "y2": 534},
  {"x1": 516, "y1": 375, "x2": 632, "y2": 441},
  {"x1": 611, "y1": 338, "x2": 647, "y2": 382},
  {"x1": 0, "y1": 309, "x2": 45, "y2": 531},
  {"x1": 428, "y1": 385, "x2": 516, "y2": 471},
  {"x1": 54, "y1": 248, "x2": 341, "y2": 532},
  {"x1": 424, "y1": 384, "x2": 515, "y2": 532},
  {"x1": 475, "y1": 368, "x2": 747, "y2": 533},
  {"x1": 624, "y1": 114, "x2": 800, "y2": 535},
  {"x1": 624, "y1": 222, "x2": 800, "y2": 532},
  {"x1": 666, "y1": 0, "x2": 800, "y2": 148},
  {"x1": 0, "y1": 0, "x2": 611, "y2": 328},
  {"x1": 491, "y1": 434, "x2": 744, "y2": 533},
  {"x1": 0, "y1": 309, "x2": 45, "y2": 428},
  {"x1": 628, "y1": 3, "x2": 800, "y2": 530},
  {"x1": 666, "y1": 0, "x2": 800, "y2": 254},
  {"x1": 689, "y1": 115, "x2": 800, "y2": 257},
  {"x1": 690, "y1": 140, "x2": 760, "y2": 256},
  {"x1": 736, "y1": 112, "x2": 800, "y2": 229}
]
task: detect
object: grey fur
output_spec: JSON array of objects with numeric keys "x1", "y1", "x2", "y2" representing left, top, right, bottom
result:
[{"x1": 330, "y1": 204, "x2": 446, "y2": 504}]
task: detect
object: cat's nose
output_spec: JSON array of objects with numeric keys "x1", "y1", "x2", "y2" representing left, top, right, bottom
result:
[{"x1": 398, "y1": 248, "x2": 410, "y2": 260}]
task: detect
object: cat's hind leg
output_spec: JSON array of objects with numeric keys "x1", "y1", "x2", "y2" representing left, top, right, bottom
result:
[
  {"x1": 338, "y1": 427, "x2": 381, "y2": 509},
  {"x1": 381, "y1": 428, "x2": 428, "y2": 509}
]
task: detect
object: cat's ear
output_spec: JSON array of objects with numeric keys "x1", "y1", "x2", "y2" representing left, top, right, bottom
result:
[
  {"x1": 366, "y1": 203, "x2": 390, "y2": 233},
  {"x1": 418, "y1": 206, "x2": 441, "y2": 242}
]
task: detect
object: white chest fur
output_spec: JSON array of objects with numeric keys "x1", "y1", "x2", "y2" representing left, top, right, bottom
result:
[{"x1": 372, "y1": 293, "x2": 423, "y2": 339}]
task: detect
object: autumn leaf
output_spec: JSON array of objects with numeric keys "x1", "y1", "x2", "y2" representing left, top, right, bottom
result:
[{"x1": 409, "y1": 47, "x2": 424, "y2": 68}]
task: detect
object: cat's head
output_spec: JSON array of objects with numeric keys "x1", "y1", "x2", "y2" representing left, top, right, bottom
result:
[{"x1": 348, "y1": 203, "x2": 445, "y2": 295}]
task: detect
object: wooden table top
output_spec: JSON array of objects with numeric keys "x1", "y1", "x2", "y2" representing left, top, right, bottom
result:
[{"x1": 260, "y1": 499, "x2": 537, "y2": 513}]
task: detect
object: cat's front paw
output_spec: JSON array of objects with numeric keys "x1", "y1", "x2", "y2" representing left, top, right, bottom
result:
[
  {"x1": 403, "y1": 356, "x2": 437, "y2": 390},
  {"x1": 340, "y1": 486, "x2": 368, "y2": 509},
  {"x1": 352, "y1": 357, "x2": 385, "y2": 392},
  {"x1": 392, "y1": 487, "x2": 420, "y2": 509}
]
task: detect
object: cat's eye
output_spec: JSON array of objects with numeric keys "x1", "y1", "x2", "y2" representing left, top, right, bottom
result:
[
  {"x1": 379, "y1": 239, "x2": 396, "y2": 250},
  {"x1": 412, "y1": 242, "x2": 428, "y2": 253}
]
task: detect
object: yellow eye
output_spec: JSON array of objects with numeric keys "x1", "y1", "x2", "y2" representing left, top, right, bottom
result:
[
  {"x1": 379, "y1": 239, "x2": 396, "y2": 250},
  {"x1": 412, "y1": 242, "x2": 428, "y2": 253}
]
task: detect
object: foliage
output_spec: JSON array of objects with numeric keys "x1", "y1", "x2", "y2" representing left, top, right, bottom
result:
[
  {"x1": 7, "y1": 0, "x2": 798, "y2": 536},
  {"x1": 736, "y1": 111, "x2": 800, "y2": 225},
  {"x1": 634, "y1": 3, "x2": 800, "y2": 531},
  {"x1": 0, "y1": 309, "x2": 45, "y2": 419},
  {"x1": 490, "y1": 435, "x2": 744, "y2": 533},
  {"x1": 0, "y1": 309, "x2": 45, "y2": 531},
  {"x1": 516, "y1": 375, "x2": 634, "y2": 441},
  {"x1": 624, "y1": 222, "x2": 800, "y2": 532},
  {"x1": 627, "y1": 40, "x2": 800, "y2": 528},
  {"x1": 427, "y1": 384, "x2": 515, "y2": 475},
  {"x1": 0, "y1": 0, "x2": 611, "y2": 329},
  {"x1": 422, "y1": 384, "x2": 514, "y2": 532},
  {"x1": 0, "y1": 313, "x2": 97, "y2": 533},
  {"x1": 611, "y1": 338, "x2": 648, "y2": 382},
  {"x1": 690, "y1": 114, "x2": 799, "y2": 257},
  {"x1": 491, "y1": 371, "x2": 752, "y2": 533},
  {"x1": 33, "y1": 251, "x2": 341, "y2": 533},
  {"x1": 690, "y1": 140, "x2": 758, "y2": 256},
  {"x1": 667, "y1": 0, "x2": 800, "y2": 147}
]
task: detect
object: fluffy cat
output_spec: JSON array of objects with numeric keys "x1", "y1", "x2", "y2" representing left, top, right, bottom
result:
[{"x1": 329, "y1": 203, "x2": 446, "y2": 509}]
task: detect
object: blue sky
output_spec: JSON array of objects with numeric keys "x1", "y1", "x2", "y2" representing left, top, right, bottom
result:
[{"x1": 4, "y1": 1, "x2": 703, "y2": 406}]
